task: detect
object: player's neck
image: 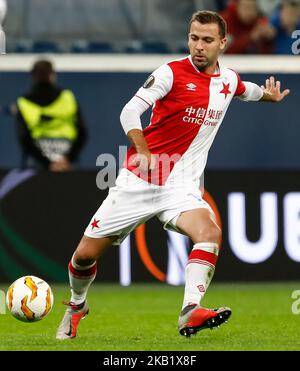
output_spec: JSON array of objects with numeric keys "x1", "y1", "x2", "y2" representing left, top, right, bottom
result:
[
  {"x1": 198, "y1": 63, "x2": 219, "y2": 75},
  {"x1": 189, "y1": 56, "x2": 219, "y2": 75}
]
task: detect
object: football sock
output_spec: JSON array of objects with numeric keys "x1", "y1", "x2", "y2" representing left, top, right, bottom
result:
[
  {"x1": 68, "y1": 255, "x2": 97, "y2": 305},
  {"x1": 181, "y1": 242, "x2": 219, "y2": 310}
]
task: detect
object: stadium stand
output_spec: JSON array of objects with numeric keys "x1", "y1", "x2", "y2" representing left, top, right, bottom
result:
[{"x1": 31, "y1": 40, "x2": 61, "y2": 54}]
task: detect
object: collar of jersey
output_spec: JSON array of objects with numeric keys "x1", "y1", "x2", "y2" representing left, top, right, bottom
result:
[{"x1": 188, "y1": 55, "x2": 221, "y2": 78}]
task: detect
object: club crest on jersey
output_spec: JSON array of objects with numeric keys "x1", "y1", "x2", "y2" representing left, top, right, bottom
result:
[
  {"x1": 219, "y1": 82, "x2": 231, "y2": 98},
  {"x1": 143, "y1": 75, "x2": 155, "y2": 89},
  {"x1": 186, "y1": 83, "x2": 197, "y2": 91},
  {"x1": 91, "y1": 218, "x2": 100, "y2": 230}
]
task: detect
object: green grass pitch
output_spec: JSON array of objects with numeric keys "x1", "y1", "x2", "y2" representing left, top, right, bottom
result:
[{"x1": 0, "y1": 282, "x2": 300, "y2": 351}]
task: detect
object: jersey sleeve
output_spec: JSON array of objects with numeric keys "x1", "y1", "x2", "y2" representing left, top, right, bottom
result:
[
  {"x1": 238, "y1": 81, "x2": 263, "y2": 102},
  {"x1": 233, "y1": 71, "x2": 246, "y2": 97},
  {"x1": 134, "y1": 64, "x2": 173, "y2": 106}
]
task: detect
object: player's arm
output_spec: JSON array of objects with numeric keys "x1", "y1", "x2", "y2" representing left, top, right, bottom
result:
[
  {"x1": 234, "y1": 70, "x2": 264, "y2": 102},
  {"x1": 127, "y1": 128, "x2": 156, "y2": 172},
  {"x1": 120, "y1": 64, "x2": 173, "y2": 172},
  {"x1": 259, "y1": 76, "x2": 290, "y2": 102},
  {"x1": 120, "y1": 95, "x2": 156, "y2": 172}
]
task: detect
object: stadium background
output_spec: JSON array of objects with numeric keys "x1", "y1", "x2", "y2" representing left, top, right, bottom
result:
[{"x1": 0, "y1": 0, "x2": 299, "y2": 285}]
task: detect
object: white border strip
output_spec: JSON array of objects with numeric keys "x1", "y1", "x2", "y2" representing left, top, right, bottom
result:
[{"x1": 0, "y1": 54, "x2": 299, "y2": 73}]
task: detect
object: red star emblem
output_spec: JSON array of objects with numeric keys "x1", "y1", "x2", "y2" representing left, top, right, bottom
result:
[
  {"x1": 91, "y1": 218, "x2": 100, "y2": 230},
  {"x1": 220, "y1": 82, "x2": 231, "y2": 98}
]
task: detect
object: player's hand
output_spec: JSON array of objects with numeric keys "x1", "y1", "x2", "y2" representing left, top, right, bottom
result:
[
  {"x1": 261, "y1": 76, "x2": 290, "y2": 102},
  {"x1": 129, "y1": 151, "x2": 156, "y2": 172}
]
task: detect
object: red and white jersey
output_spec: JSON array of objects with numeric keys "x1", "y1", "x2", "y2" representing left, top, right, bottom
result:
[{"x1": 124, "y1": 56, "x2": 246, "y2": 187}]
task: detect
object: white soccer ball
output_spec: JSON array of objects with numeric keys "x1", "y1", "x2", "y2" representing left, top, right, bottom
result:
[{"x1": 6, "y1": 275, "x2": 54, "y2": 322}]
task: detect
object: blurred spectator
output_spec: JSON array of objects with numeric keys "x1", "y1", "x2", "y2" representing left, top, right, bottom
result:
[
  {"x1": 0, "y1": 0, "x2": 6, "y2": 29},
  {"x1": 0, "y1": 0, "x2": 6, "y2": 53},
  {"x1": 214, "y1": 0, "x2": 229, "y2": 11},
  {"x1": 221, "y1": 0, "x2": 275, "y2": 53},
  {"x1": 15, "y1": 60, "x2": 87, "y2": 171},
  {"x1": 269, "y1": 0, "x2": 300, "y2": 54},
  {"x1": 258, "y1": 0, "x2": 280, "y2": 16},
  {"x1": 193, "y1": 0, "x2": 226, "y2": 11}
]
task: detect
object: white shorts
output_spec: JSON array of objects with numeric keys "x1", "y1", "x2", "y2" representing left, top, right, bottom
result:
[{"x1": 84, "y1": 169, "x2": 213, "y2": 245}]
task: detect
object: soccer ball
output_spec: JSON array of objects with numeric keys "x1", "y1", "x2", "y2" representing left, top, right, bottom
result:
[{"x1": 6, "y1": 275, "x2": 54, "y2": 322}]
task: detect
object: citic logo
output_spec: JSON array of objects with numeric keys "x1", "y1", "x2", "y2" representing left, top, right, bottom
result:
[
  {"x1": 183, "y1": 106, "x2": 206, "y2": 125},
  {"x1": 183, "y1": 106, "x2": 223, "y2": 127}
]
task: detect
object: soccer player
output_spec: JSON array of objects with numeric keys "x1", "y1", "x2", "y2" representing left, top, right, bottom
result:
[{"x1": 56, "y1": 10, "x2": 290, "y2": 339}]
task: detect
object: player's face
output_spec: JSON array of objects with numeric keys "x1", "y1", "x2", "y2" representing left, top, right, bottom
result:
[{"x1": 188, "y1": 21, "x2": 227, "y2": 71}]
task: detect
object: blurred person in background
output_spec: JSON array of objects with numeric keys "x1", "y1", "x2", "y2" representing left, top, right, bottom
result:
[
  {"x1": 193, "y1": 0, "x2": 226, "y2": 11},
  {"x1": 269, "y1": 0, "x2": 300, "y2": 54},
  {"x1": 0, "y1": 0, "x2": 6, "y2": 53},
  {"x1": 213, "y1": 0, "x2": 228, "y2": 11},
  {"x1": 0, "y1": 0, "x2": 6, "y2": 30},
  {"x1": 257, "y1": 0, "x2": 280, "y2": 16},
  {"x1": 221, "y1": 0, "x2": 275, "y2": 53},
  {"x1": 15, "y1": 59, "x2": 87, "y2": 171}
]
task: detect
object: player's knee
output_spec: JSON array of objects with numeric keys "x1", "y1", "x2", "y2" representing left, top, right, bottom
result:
[
  {"x1": 193, "y1": 224, "x2": 221, "y2": 244},
  {"x1": 75, "y1": 256, "x2": 96, "y2": 267},
  {"x1": 74, "y1": 250, "x2": 96, "y2": 267},
  {"x1": 74, "y1": 235, "x2": 105, "y2": 264}
]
